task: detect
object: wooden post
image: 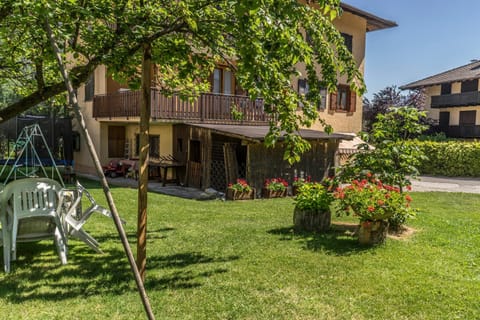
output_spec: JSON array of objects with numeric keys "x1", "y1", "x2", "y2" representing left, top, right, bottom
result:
[
  {"x1": 45, "y1": 19, "x2": 155, "y2": 320},
  {"x1": 137, "y1": 42, "x2": 152, "y2": 281}
]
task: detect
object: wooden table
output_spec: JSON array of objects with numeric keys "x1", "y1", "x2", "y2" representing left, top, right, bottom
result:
[{"x1": 150, "y1": 161, "x2": 185, "y2": 186}]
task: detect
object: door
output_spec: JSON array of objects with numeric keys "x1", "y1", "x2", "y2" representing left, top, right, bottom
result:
[
  {"x1": 108, "y1": 126, "x2": 125, "y2": 158},
  {"x1": 459, "y1": 110, "x2": 476, "y2": 137},
  {"x1": 439, "y1": 112, "x2": 450, "y2": 128}
]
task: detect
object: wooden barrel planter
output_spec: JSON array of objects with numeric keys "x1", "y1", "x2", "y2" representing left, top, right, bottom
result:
[
  {"x1": 293, "y1": 207, "x2": 331, "y2": 233},
  {"x1": 226, "y1": 188, "x2": 255, "y2": 201},
  {"x1": 292, "y1": 186, "x2": 300, "y2": 196},
  {"x1": 262, "y1": 188, "x2": 287, "y2": 199},
  {"x1": 358, "y1": 220, "x2": 389, "y2": 245}
]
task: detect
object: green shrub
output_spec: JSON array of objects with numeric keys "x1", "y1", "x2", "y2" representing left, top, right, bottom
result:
[
  {"x1": 294, "y1": 182, "x2": 333, "y2": 211},
  {"x1": 408, "y1": 140, "x2": 480, "y2": 176}
]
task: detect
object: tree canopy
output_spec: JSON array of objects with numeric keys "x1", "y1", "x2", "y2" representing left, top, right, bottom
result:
[
  {"x1": 363, "y1": 85, "x2": 426, "y2": 132},
  {"x1": 0, "y1": 0, "x2": 364, "y2": 162}
]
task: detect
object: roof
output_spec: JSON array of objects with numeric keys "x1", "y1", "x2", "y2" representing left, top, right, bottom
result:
[
  {"x1": 340, "y1": 3, "x2": 398, "y2": 32},
  {"x1": 338, "y1": 133, "x2": 374, "y2": 154},
  {"x1": 189, "y1": 124, "x2": 353, "y2": 142},
  {"x1": 401, "y1": 60, "x2": 480, "y2": 90}
]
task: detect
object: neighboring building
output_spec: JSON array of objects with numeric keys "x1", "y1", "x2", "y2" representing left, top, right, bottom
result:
[
  {"x1": 73, "y1": 3, "x2": 396, "y2": 192},
  {"x1": 401, "y1": 60, "x2": 480, "y2": 138}
]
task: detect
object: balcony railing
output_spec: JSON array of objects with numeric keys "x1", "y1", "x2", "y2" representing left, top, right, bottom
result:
[
  {"x1": 92, "y1": 89, "x2": 271, "y2": 124},
  {"x1": 431, "y1": 91, "x2": 480, "y2": 108},
  {"x1": 440, "y1": 125, "x2": 480, "y2": 138}
]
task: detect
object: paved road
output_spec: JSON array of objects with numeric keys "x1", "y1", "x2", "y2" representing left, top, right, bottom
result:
[{"x1": 411, "y1": 176, "x2": 480, "y2": 194}]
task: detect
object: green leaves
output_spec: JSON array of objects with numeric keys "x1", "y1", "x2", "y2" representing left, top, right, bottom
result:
[
  {"x1": 1, "y1": 0, "x2": 363, "y2": 165},
  {"x1": 294, "y1": 182, "x2": 333, "y2": 211},
  {"x1": 339, "y1": 107, "x2": 428, "y2": 191}
]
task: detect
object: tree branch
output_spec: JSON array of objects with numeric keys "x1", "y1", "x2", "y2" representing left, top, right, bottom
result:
[{"x1": 0, "y1": 18, "x2": 189, "y2": 123}]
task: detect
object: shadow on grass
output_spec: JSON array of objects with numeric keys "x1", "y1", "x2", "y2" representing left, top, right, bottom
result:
[
  {"x1": 0, "y1": 241, "x2": 238, "y2": 303},
  {"x1": 268, "y1": 222, "x2": 372, "y2": 255},
  {"x1": 144, "y1": 252, "x2": 238, "y2": 290},
  {"x1": 92, "y1": 227, "x2": 175, "y2": 243}
]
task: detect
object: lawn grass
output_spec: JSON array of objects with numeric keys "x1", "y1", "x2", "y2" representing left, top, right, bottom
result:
[{"x1": 1, "y1": 181, "x2": 479, "y2": 319}]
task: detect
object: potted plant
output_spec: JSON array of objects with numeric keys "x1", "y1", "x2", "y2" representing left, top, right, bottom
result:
[
  {"x1": 226, "y1": 179, "x2": 255, "y2": 200},
  {"x1": 262, "y1": 178, "x2": 288, "y2": 198},
  {"x1": 334, "y1": 177, "x2": 415, "y2": 245},
  {"x1": 292, "y1": 176, "x2": 311, "y2": 196},
  {"x1": 293, "y1": 182, "x2": 333, "y2": 232}
]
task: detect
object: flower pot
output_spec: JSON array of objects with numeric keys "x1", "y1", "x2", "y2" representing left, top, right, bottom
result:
[
  {"x1": 358, "y1": 220, "x2": 389, "y2": 245},
  {"x1": 226, "y1": 188, "x2": 255, "y2": 201},
  {"x1": 293, "y1": 207, "x2": 331, "y2": 233},
  {"x1": 261, "y1": 188, "x2": 287, "y2": 199}
]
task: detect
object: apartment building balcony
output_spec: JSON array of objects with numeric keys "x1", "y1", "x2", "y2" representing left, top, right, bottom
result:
[
  {"x1": 92, "y1": 89, "x2": 271, "y2": 124},
  {"x1": 440, "y1": 125, "x2": 480, "y2": 138},
  {"x1": 431, "y1": 91, "x2": 480, "y2": 108}
]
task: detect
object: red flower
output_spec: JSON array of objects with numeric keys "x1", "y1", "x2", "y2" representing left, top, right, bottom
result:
[
  {"x1": 405, "y1": 194, "x2": 412, "y2": 202},
  {"x1": 367, "y1": 206, "x2": 375, "y2": 212},
  {"x1": 377, "y1": 200, "x2": 385, "y2": 206},
  {"x1": 406, "y1": 185, "x2": 412, "y2": 191}
]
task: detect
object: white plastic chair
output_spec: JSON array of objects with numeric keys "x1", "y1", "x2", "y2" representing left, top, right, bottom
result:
[
  {"x1": 1, "y1": 178, "x2": 67, "y2": 273},
  {"x1": 59, "y1": 181, "x2": 124, "y2": 254}
]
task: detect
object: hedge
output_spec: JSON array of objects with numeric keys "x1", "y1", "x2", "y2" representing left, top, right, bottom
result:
[{"x1": 407, "y1": 140, "x2": 480, "y2": 177}]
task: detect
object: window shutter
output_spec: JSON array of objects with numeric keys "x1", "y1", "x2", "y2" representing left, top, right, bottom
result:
[
  {"x1": 349, "y1": 90, "x2": 356, "y2": 112},
  {"x1": 330, "y1": 91, "x2": 337, "y2": 111}
]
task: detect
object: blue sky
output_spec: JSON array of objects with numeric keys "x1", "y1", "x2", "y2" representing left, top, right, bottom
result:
[{"x1": 344, "y1": 0, "x2": 480, "y2": 99}]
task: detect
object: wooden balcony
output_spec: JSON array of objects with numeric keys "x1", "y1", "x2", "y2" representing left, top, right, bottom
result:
[
  {"x1": 92, "y1": 89, "x2": 271, "y2": 124},
  {"x1": 431, "y1": 91, "x2": 480, "y2": 108}
]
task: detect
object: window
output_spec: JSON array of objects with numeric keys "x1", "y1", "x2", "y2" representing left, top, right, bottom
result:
[
  {"x1": 84, "y1": 74, "x2": 95, "y2": 101},
  {"x1": 319, "y1": 88, "x2": 327, "y2": 110},
  {"x1": 337, "y1": 86, "x2": 348, "y2": 111},
  {"x1": 329, "y1": 85, "x2": 356, "y2": 112},
  {"x1": 108, "y1": 126, "x2": 125, "y2": 158},
  {"x1": 297, "y1": 79, "x2": 327, "y2": 110},
  {"x1": 459, "y1": 110, "x2": 476, "y2": 125},
  {"x1": 213, "y1": 69, "x2": 221, "y2": 94},
  {"x1": 298, "y1": 79, "x2": 309, "y2": 96},
  {"x1": 461, "y1": 79, "x2": 478, "y2": 93},
  {"x1": 211, "y1": 67, "x2": 234, "y2": 94},
  {"x1": 223, "y1": 70, "x2": 233, "y2": 95},
  {"x1": 135, "y1": 134, "x2": 160, "y2": 158},
  {"x1": 441, "y1": 83, "x2": 452, "y2": 95},
  {"x1": 341, "y1": 33, "x2": 353, "y2": 53}
]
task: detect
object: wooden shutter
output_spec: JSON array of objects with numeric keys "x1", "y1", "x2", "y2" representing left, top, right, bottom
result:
[
  {"x1": 349, "y1": 89, "x2": 356, "y2": 112},
  {"x1": 329, "y1": 91, "x2": 337, "y2": 111}
]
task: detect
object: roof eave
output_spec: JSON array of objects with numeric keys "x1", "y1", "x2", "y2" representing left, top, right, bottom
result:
[{"x1": 340, "y1": 3, "x2": 398, "y2": 32}]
